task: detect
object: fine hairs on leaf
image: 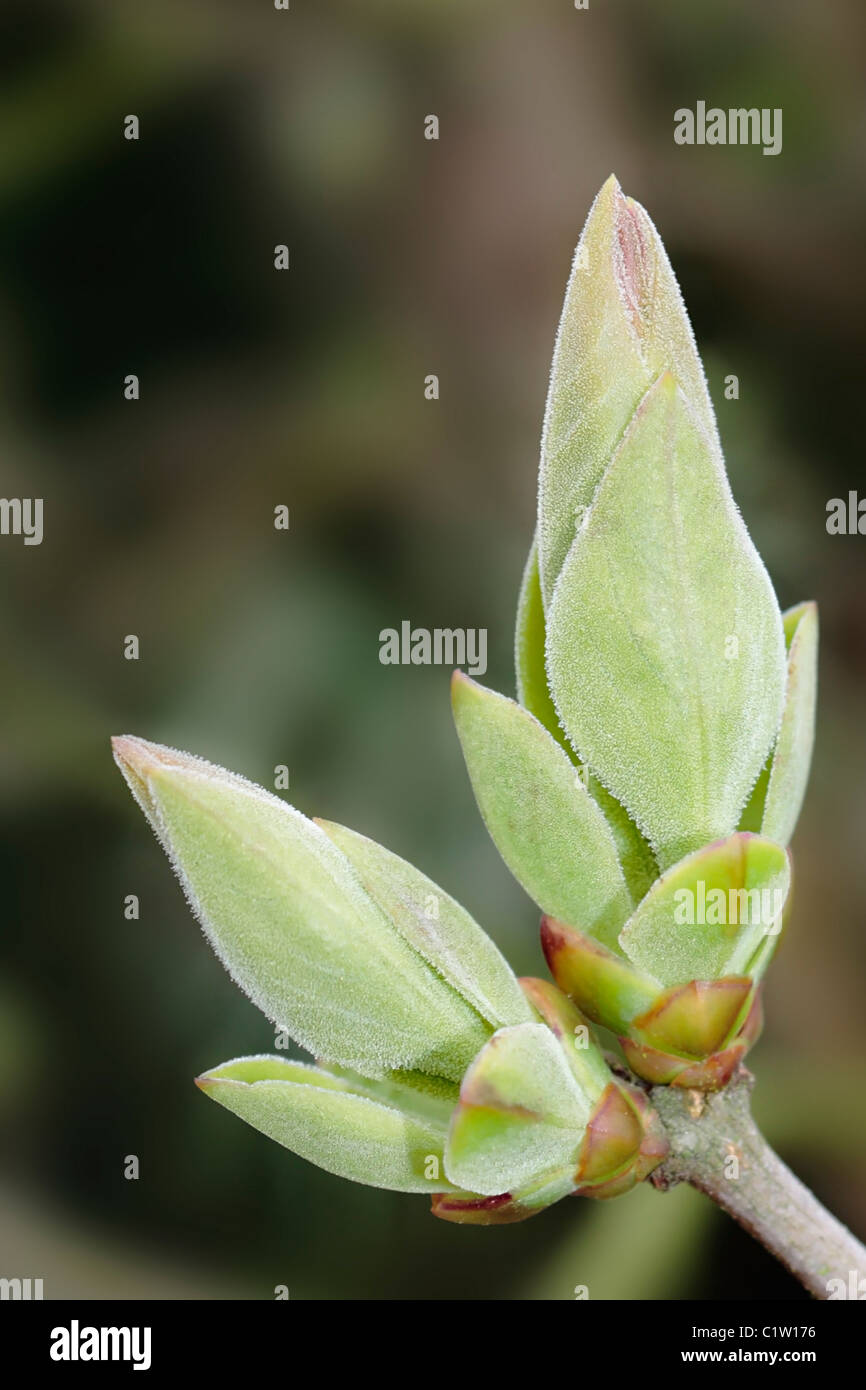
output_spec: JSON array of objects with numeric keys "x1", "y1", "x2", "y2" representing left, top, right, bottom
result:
[
  {"x1": 113, "y1": 736, "x2": 497, "y2": 1083},
  {"x1": 537, "y1": 175, "x2": 721, "y2": 608},
  {"x1": 545, "y1": 372, "x2": 787, "y2": 869},
  {"x1": 197, "y1": 1056, "x2": 456, "y2": 1194},
  {"x1": 451, "y1": 671, "x2": 632, "y2": 948}
]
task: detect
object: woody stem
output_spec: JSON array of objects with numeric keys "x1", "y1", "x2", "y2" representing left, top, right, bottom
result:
[{"x1": 649, "y1": 1068, "x2": 866, "y2": 1298}]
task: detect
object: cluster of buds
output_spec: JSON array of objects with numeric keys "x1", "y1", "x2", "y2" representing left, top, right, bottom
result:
[
  {"x1": 453, "y1": 176, "x2": 817, "y2": 1095},
  {"x1": 114, "y1": 736, "x2": 666, "y2": 1225},
  {"x1": 113, "y1": 177, "x2": 817, "y2": 1222}
]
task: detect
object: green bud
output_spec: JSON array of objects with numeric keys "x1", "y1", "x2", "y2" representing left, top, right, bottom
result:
[
  {"x1": 546, "y1": 371, "x2": 787, "y2": 870},
  {"x1": 451, "y1": 671, "x2": 632, "y2": 948},
  {"x1": 541, "y1": 831, "x2": 788, "y2": 1088},
  {"x1": 500, "y1": 178, "x2": 818, "y2": 1089},
  {"x1": 435, "y1": 979, "x2": 667, "y2": 1223},
  {"x1": 537, "y1": 174, "x2": 721, "y2": 610},
  {"x1": 618, "y1": 832, "x2": 789, "y2": 987},
  {"x1": 115, "y1": 734, "x2": 669, "y2": 1212},
  {"x1": 315, "y1": 815, "x2": 532, "y2": 1031},
  {"x1": 111, "y1": 736, "x2": 522, "y2": 1085}
]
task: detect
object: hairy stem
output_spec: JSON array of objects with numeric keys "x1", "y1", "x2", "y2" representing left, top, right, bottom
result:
[{"x1": 650, "y1": 1068, "x2": 866, "y2": 1298}]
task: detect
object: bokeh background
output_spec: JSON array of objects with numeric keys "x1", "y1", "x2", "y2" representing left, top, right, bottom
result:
[{"x1": 1, "y1": 0, "x2": 865, "y2": 1300}]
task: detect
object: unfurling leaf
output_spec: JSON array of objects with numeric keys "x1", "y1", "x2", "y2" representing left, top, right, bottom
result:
[
  {"x1": 514, "y1": 545, "x2": 658, "y2": 903},
  {"x1": 444, "y1": 1022, "x2": 591, "y2": 1197},
  {"x1": 197, "y1": 1056, "x2": 455, "y2": 1193},
  {"x1": 760, "y1": 602, "x2": 818, "y2": 846},
  {"x1": 546, "y1": 372, "x2": 787, "y2": 868},
  {"x1": 541, "y1": 832, "x2": 788, "y2": 1091},
  {"x1": 115, "y1": 737, "x2": 666, "y2": 1213},
  {"x1": 617, "y1": 832, "x2": 790, "y2": 987},
  {"x1": 451, "y1": 672, "x2": 631, "y2": 948},
  {"x1": 112, "y1": 736, "x2": 499, "y2": 1082},
  {"x1": 316, "y1": 816, "x2": 532, "y2": 1030},
  {"x1": 537, "y1": 173, "x2": 720, "y2": 609},
  {"x1": 441, "y1": 988, "x2": 667, "y2": 1211}
]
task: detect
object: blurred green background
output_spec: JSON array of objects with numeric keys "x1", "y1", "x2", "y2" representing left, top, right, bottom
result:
[{"x1": 1, "y1": 0, "x2": 865, "y2": 1300}]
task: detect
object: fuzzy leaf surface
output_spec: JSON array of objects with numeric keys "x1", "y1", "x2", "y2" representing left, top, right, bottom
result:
[
  {"x1": 444, "y1": 1023, "x2": 588, "y2": 1197},
  {"x1": 546, "y1": 374, "x2": 786, "y2": 868},
  {"x1": 537, "y1": 174, "x2": 720, "y2": 607},
  {"x1": 618, "y1": 832, "x2": 790, "y2": 988},
  {"x1": 112, "y1": 737, "x2": 491, "y2": 1083},
  {"x1": 317, "y1": 817, "x2": 532, "y2": 1029},
  {"x1": 452, "y1": 674, "x2": 631, "y2": 950},
  {"x1": 198, "y1": 1056, "x2": 455, "y2": 1193}
]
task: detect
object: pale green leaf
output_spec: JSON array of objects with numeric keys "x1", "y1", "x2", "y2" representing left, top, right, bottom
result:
[
  {"x1": 514, "y1": 542, "x2": 658, "y2": 904},
  {"x1": 197, "y1": 1056, "x2": 455, "y2": 1193},
  {"x1": 444, "y1": 1023, "x2": 587, "y2": 1196},
  {"x1": 537, "y1": 174, "x2": 720, "y2": 607},
  {"x1": 451, "y1": 673, "x2": 632, "y2": 951},
  {"x1": 761, "y1": 602, "x2": 818, "y2": 846},
  {"x1": 546, "y1": 373, "x2": 787, "y2": 868},
  {"x1": 584, "y1": 773, "x2": 659, "y2": 905},
  {"x1": 738, "y1": 603, "x2": 818, "y2": 837},
  {"x1": 112, "y1": 737, "x2": 491, "y2": 1082},
  {"x1": 618, "y1": 832, "x2": 790, "y2": 988},
  {"x1": 316, "y1": 817, "x2": 532, "y2": 1029}
]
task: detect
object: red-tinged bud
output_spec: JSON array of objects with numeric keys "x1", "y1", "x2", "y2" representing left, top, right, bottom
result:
[
  {"x1": 433, "y1": 984, "x2": 668, "y2": 1224},
  {"x1": 621, "y1": 993, "x2": 764, "y2": 1091},
  {"x1": 633, "y1": 977, "x2": 754, "y2": 1058},
  {"x1": 542, "y1": 909, "x2": 766, "y2": 1091},
  {"x1": 541, "y1": 916, "x2": 659, "y2": 1035},
  {"x1": 430, "y1": 1192, "x2": 537, "y2": 1226}
]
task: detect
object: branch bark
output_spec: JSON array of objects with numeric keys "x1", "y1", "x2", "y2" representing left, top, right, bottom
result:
[{"x1": 649, "y1": 1067, "x2": 866, "y2": 1299}]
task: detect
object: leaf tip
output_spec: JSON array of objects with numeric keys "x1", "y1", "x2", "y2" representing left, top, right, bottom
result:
[
  {"x1": 111, "y1": 734, "x2": 167, "y2": 818},
  {"x1": 111, "y1": 732, "x2": 154, "y2": 773},
  {"x1": 112, "y1": 733, "x2": 193, "y2": 789},
  {"x1": 451, "y1": 667, "x2": 481, "y2": 712}
]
